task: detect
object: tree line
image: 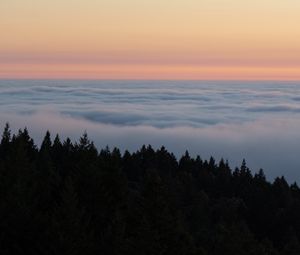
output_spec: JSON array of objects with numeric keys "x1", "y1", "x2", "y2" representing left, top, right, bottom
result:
[{"x1": 0, "y1": 123, "x2": 300, "y2": 254}]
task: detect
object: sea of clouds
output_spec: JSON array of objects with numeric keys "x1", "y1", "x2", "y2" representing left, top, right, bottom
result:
[{"x1": 1, "y1": 80, "x2": 300, "y2": 183}]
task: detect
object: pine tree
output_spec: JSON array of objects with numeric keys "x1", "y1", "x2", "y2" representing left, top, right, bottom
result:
[{"x1": 51, "y1": 177, "x2": 94, "y2": 255}]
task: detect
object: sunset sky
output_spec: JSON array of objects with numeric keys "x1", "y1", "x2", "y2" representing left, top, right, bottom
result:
[{"x1": 1, "y1": 0, "x2": 300, "y2": 80}]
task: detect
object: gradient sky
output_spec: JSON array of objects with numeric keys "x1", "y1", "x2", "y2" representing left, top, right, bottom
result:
[{"x1": 1, "y1": 0, "x2": 300, "y2": 80}]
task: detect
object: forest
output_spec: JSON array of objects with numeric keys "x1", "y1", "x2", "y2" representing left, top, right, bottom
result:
[{"x1": 0, "y1": 123, "x2": 300, "y2": 255}]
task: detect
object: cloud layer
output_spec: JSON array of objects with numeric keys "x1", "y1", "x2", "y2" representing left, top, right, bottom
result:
[{"x1": 1, "y1": 80, "x2": 300, "y2": 183}]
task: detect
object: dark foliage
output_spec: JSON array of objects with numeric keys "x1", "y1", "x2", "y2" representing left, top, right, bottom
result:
[{"x1": 0, "y1": 124, "x2": 299, "y2": 254}]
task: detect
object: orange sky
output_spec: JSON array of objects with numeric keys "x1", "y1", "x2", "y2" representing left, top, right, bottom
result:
[{"x1": 1, "y1": 0, "x2": 300, "y2": 80}]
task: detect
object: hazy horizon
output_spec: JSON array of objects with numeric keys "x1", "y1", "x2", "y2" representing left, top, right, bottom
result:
[{"x1": 1, "y1": 79, "x2": 300, "y2": 183}]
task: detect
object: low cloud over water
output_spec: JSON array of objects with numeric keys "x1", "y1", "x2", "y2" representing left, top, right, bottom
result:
[{"x1": 1, "y1": 80, "x2": 300, "y2": 182}]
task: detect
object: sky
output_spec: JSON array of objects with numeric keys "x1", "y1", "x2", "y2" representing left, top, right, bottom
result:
[{"x1": 1, "y1": 0, "x2": 300, "y2": 80}]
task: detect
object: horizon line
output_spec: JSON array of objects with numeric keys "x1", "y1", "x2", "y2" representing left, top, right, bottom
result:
[{"x1": 1, "y1": 78, "x2": 300, "y2": 82}]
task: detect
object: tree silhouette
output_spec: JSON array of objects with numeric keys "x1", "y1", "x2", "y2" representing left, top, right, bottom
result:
[{"x1": 0, "y1": 125, "x2": 300, "y2": 254}]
